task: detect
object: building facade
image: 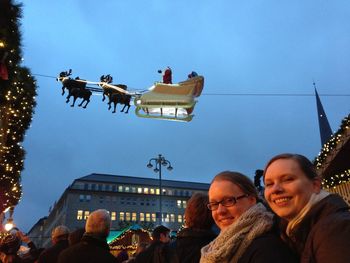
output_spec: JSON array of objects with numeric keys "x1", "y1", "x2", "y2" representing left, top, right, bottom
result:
[{"x1": 28, "y1": 173, "x2": 210, "y2": 247}]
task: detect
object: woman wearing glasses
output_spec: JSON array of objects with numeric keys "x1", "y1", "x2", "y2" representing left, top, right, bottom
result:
[{"x1": 200, "y1": 171, "x2": 296, "y2": 263}]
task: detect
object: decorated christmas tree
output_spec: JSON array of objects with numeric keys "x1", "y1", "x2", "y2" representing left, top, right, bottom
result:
[{"x1": 0, "y1": 0, "x2": 37, "y2": 214}]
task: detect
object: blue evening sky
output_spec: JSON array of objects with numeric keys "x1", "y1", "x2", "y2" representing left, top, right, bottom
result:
[{"x1": 14, "y1": 0, "x2": 350, "y2": 231}]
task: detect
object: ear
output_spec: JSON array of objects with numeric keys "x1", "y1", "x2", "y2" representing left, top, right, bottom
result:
[{"x1": 312, "y1": 177, "x2": 322, "y2": 193}]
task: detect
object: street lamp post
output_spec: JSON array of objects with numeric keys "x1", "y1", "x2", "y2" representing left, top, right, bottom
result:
[{"x1": 147, "y1": 154, "x2": 173, "y2": 225}]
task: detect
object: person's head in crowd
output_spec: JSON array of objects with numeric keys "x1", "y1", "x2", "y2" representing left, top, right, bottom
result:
[
  {"x1": 208, "y1": 171, "x2": 258, "y2": 231},
  {"x1": 0, "y1": 233, "x2": 21, "y2": 255},
  {"x1": 263, "y1": 153, "x2": 322, "y2": 222},
  {"x1": 152, "y1": 225, "x2": 170, "y2": 244},
  {"x1": 68, "y1": 228, "x2": 85, "y2": 246},
  {"x1": 185, "y1": 192, "x2": 214, "y2": 230},
  {"x1": 85, "y1": 209, "x2": 111, "y2": 238},
  {"x1": 51, "y1": 225, "x2": 69, "y2": 244}
]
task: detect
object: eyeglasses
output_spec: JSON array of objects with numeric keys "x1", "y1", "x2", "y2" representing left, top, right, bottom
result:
[{"x1": 207, "y1": 194, "x2": 249, "y2": 211}]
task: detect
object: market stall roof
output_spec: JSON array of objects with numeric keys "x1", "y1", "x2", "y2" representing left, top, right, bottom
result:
[{"x1": 315, "y1": 114, "x2": 350, "y2": 188}]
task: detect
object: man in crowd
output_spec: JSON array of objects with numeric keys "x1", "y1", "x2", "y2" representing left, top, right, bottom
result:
[
  {"x1": 58, "y1": 209, "x2": 117, "y2": 263},
  {"x1": 38, "y1": 225, "x2": 69, "y2": 263}
]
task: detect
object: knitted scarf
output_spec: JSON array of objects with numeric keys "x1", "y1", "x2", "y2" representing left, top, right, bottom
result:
[{"x1": 200, "y1": 203, "x2": 273, "y2": 263}]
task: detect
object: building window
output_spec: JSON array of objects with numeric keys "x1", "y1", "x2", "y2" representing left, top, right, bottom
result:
[
  {"x1": 177, "y1": 200, "x2": 182, "y2": 208},
  {"x1": 183, "y1": 200, "x2": 187, "y2": 208},
  {"x1": 132, "y1": 212, "x2": 137, "y2": 221},
  {"x1": 79, "y1": 195, "x2": 84, "y2": 202},
  {"x1": 146, "y1": 213, "x2": 151, "y2": 222},
  {"x1": 119, "y1": 212, "x2": 125, "y2": 221},
  {"x1": 140, "y1": 213, "x2": 145, "y2": 222},
  {"x1": 84, "y1": 211, "x2": 90, "y2": 220},
  {"x1": 111, "y1": 212, "x2": 116, "y2": 221},
  {"x1": 170, "y1": 213, "x2": 175, "y2": 222},
  {"x1": 137, "y1": 187, "x2": 142, "y2": 194},
  {"x1": 152, "y1": 213, "x2": 156, "y2": 222},
  {"x1": 150, "y1": 188, "x2": 155, "y2": 194},
  {"x1": 112, "y1": 185, "x2": 116, "y2": 191},
  {"x1": 84, "y1": 183, "x2": 89, "y2": 190},
  {"x1": 126, "y1": 212, "x2": 131, "y2": 221},
  {"x1": 162, "y1": 189, "x2": 167, "y2": 195},
  {"x1": 86, "y1": 195, "x2": 91, "y2": 201},
  {"x1": 91, "y1": 184, "x2": 96, "y2": 190},
  {"x1": 125, "y1": 186, "x2": 130, "y2": 192},
  {"x1": 178, "y1": 214, "x2": 183, "y2": 223},
  {"x1": 77, "y1": 210, "x2": 83, "y2": 220},
  {"x1": 144, "y1": 188, "x2": 149, "y2": 194},
  {"x1": 98, "y1": 184, "x2": 103, "y2": 191},
  {"x1": 156, "y1": 188, "x2": 160, "y2": 195},
  {"x1": 118, "y1": 185, "x2": 123, "y2": 192},
  {"x1": 131, "y1": 187, "x2": 136, "y2": 193},
  {"x1": 164, "y1": 213, "x2": 169, "y2": 222},
  {"x1": 105, "y1": 184, "x2": 111, "y2": 191},
  {"x1": 99, "y1": 196, "x2": 104, "y2": 203}
]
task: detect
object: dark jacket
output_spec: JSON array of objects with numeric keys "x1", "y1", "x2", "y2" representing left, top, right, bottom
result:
[
  {"x1": 238, "y1": 230, "x2": 298, "y2": 263},
  {"x1": 57, "y1": 234, "x2": 117, "y2": 263},
  {"x1": 283, "y1": 194, "x2": 350, "y2": 263},
  {"x1": 37, "y1": 239, "x2": 69, "y2": 263},
  {"x1": 134, "y1": 241, "x2": 178, "y2": 263},
  {"x1": 172, "y1": 228, "x2": 216, "y2": 263}
]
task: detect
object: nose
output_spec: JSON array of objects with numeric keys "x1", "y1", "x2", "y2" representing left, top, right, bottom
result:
[
  {"x1": 216, "y1": 203, "x2": 228, "y2": 214},
  {"x1": 270, "y1": 182, "x2": 284, "y2": 193}
]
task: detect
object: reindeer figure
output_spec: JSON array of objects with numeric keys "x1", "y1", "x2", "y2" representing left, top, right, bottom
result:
[
  {"x1": 57, "y1": 69, "x2": 87, "y2": 96},
  {"x1": 108, "y1": 93, "x2": 131, "y2": 113},
  {"x1": 99, "y1": 74, "x2": 130, "y2": 114}
]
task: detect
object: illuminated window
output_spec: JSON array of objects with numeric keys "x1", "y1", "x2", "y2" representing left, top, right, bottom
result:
[
  {"x1": 183, "y1": 200, "x2": 187, "y2": 208},
  {"x1": 140, "y1": 213, "x2": 145, "y2": 222},
  {"x1": 119, "y1": 212, "x2": 125, "y2": 221},
  {"x1": 77, "y1": 210, "x2": 83, "y2": 220},
  {"x1": 177, "y1": 200, "x2": 182, "y2": 208},
  {"x1": 125, "y1": 186, "x2": 130, "y2": 192},
  {"x1": 170, "y1": 213, "x2": 175, "y2": 222},
  {"x1": 86, "y1": 195, "x2": 91, "y2": 201},
  {"x1": 164, "y1": 213, "x2": 169, "y2": 222},
  {"x1": 131, "y1": 187, "x2": 136, "y2": 193},
  {"x1": 138, "y1": 187, "x2": 142, "y2": 194},
  {"x1": 178, "y1": 214, "x2": 183, "y2": 223},
  {"x1": 111, "y1": 212, "x2": 116, "y2": 221},
  {"x1": 118, "y1": 186, "x2": 123, "y2": 192},
  {"x1": 126, "y1": 212, "x2": 131, "y2": 221},
  {"x1": 150, "y1": 188, "x2": 155, "y2": 194},
  {"x1": 132, "y1": 212, "x2": 137, "y2": 221},
  {"x1": 162, "y1": 189, "x2": 167, "y2": 195},
  {"x1": 146, "y1": 213, "x2": 151, "y2": 222},
  {"x1": 152, "y1": 213, "x2": 156, "y2": 222},
  {"x1": 84, "y1": 211, "x2": 90, "y2": 220},
  {"x1": 144, "y1": 188, "x2": 149, "y2": 194},
  {"x1": 156, "y1": 188, "x2": 160, "y2": 195}
]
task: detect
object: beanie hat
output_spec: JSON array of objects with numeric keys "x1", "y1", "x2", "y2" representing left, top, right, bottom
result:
[{"x1": 0, "y1": 233, "x2": 21, "y2": 255}]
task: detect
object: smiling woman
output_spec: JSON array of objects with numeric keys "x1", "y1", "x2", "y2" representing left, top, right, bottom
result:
[
  {"x1": 200, "y1": 171, "x2": 297, "y2": 263},
  {"x1": 264, "y1": 153, "x2": 350, "y2": 263}
]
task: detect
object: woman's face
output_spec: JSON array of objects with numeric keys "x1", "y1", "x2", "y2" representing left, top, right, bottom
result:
[
  {"x1": 208, "y1": 180, "x2": 256, "y2": 231},
  {"x1": 264, "y1": 158, "x2": 321, "y2": 222}
]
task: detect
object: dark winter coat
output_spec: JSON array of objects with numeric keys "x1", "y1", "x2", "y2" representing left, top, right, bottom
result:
[
  {"x1": 283, "y1": 194, "x2": 350, "y2": 263},
  {"x1": 37, "y1": 239, "x2": 69, "y2": 263},
  {"x1": 237, "y1": 230, "x2": 298, "y2": 263},
  {"x1": 172, "y1": 228, "x2": 216, "y2": 263},
  {"x1": 134, "y1": 241, "x2": 179, "y2": 263},
  {"x1": 57, "y1": 234, "x2": 117, "y2": 263}
]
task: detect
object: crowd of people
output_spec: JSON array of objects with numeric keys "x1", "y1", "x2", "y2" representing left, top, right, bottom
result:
[{"x1": 1, "y1": 153, "x2": 350, "y2": 263}]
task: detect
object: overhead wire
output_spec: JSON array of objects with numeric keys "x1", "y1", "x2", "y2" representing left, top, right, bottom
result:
[{"x1": 32, "y1": 73, "x2": 350, "y2": 97}]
